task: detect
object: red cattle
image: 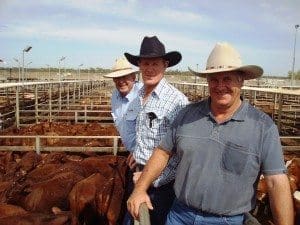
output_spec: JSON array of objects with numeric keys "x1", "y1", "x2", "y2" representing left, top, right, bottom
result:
[
  {"x1": 23, "y1": 172, "x2": 84, "y2": 213},
  {"x1": 18, "y1": 151, "x2": 42, "y2": 173},
  {"x1": 69, "y1": 156, "x2": 127, "y2": 225},
  {"x1": 0, "y1": 211, "x2": 71, "y2": 225},
  {"x1": 0, "y1": 203, "x2": 27, "y2": 218},
  {"x1": 69, "y1": 173, "x2": 114, "y2": 225},
  {"x1": 0, "y1": 181, "x2": 13, "y2": 203}
]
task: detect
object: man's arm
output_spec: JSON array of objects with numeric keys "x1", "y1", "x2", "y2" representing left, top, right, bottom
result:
[
  {"x1": 265, "y1": 174, "x2": 294, "y2": 225},
  {"x1": 127, "y1": 147, "x2": 171, "y2": 219}
]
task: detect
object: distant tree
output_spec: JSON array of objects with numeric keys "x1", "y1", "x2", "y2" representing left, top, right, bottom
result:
[{"x1": 287, "y1": 70, "x2": 300, "y2": 80}]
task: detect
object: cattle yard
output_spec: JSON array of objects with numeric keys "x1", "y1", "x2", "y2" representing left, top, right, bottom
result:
[{"x1": 0, "y1": 79, "x2": 299, "y2": 225}]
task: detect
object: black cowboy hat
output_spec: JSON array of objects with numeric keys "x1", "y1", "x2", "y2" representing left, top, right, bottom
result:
[{"x1": 124, "y1": 36, "x2": 182, "y2": 67}]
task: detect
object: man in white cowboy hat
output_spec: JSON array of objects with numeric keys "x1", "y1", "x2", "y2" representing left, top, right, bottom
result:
[
  {"x1": 123, "y1": 36, "x2": 188, "y2": 225},
  {"x1": 104, "y1": 57, "x2": 142, "y2": 154},
  {"x1": 127, "y1": 42, "x2": 294, "y2": 225}
]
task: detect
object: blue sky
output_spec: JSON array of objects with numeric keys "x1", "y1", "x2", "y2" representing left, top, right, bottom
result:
[{"x1": 0, "y1": 0, "x2": 299, "y2": 76}]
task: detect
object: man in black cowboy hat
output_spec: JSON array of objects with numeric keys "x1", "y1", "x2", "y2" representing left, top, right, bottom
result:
[
  {"x1": 123, "y1": 36, "x2": 188, "y2": 225},
  {"x1": 127, "y1": 42, "x2": 293, "y2": 225}
]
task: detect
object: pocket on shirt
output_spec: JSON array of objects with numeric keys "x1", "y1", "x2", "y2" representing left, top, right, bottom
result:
[
  {"x1": 222, "y1": 142, "x2": 250, "y2": 175},
  {"x1": 125, "y1": 110, "x2": 138, "y2": 132}
]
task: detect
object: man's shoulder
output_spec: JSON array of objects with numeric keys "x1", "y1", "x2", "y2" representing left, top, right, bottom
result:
[
  {"x1": 172, "y1": 100, "x2": 206, "y2": 122},
  {"x1": 111, "y1": 89, "x2": 119, "y2": 99},
  {"x1": 163, "y1": 82, "x2": 188, "y2": 101},
  {"x1": 246, "y1": 102, "x2": 273, "y2": 123},
  {"x1": 244, "y1": 102, "x2": 275, "y2": 126},
  {"x1": 134, "y1": 81, "x2": 143, "y2": 90},
  {"x1": 182, "y1": 100, "x2": 206, "y2": 112}
]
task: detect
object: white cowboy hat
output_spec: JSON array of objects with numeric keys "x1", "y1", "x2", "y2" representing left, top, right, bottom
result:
[
  {"x1": 188, "y1": 42, "x2": 263, "y2": 80},
  {"x1": 104, "y1": 57, "x2": 139, "y2": 78}
]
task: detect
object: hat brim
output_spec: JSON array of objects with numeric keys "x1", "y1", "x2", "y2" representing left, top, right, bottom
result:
[
  {"x1": 188, "y1": 65, "x2": 263, "y2": 80},
  {"x1": 124, "y1": 51, "x2": 182, "y2": 67},
  {"x1": 103, "y1": 68, "x2": 139, "y2": 78}
]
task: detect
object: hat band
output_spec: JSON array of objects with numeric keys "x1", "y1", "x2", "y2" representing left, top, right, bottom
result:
[
  {"x1": 112, "y1": 67, "x2": 133, "y2": 72},
  {"x1": 206, "y1": 65, "x2": 237, "y2": 70}
]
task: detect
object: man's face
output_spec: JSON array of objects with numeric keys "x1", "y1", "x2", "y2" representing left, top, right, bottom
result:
[
  {"x1": 113, "y1": 73, "x2": 136, "y2": 97},
  {"x1": 207, "y1": 71, "x2": 244, "y2": 109},
  {"x1": 138, "y1": 58, "x2": 168, "y2": 88}
]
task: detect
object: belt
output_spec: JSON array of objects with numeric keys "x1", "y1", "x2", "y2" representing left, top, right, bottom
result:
[{"x1": 176, "y1": 198, "x2": 244, "y2": 218}]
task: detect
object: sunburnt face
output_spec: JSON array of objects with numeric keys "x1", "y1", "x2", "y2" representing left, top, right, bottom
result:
[
  {"x1": 138, "y1": 58, "x2": 168, "y2": 89},
  {"x1": 113, "y1": 73, "x2": 136, "y2": 97},
  {"x1": 207, "y1": 71, "x2": 244, "y2": 110}
]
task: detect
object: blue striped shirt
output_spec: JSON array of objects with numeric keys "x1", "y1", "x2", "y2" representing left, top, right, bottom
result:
[
  {"x1": 134, "y1": 78, "x2": 189, "y2": 187},
  {"x1": 111, "y1": 82, "x2": 142, "y2": 151}
]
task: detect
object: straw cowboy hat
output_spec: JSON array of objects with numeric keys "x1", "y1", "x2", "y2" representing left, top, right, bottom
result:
[
  {"x1": 188, "y1": 42, "x2": 263, "y2": 80},
  {"x1": 104, "y1": 57, "x2": 139, "y2": 78},
  {"x1": 124, "y1": 36, "x2": 182, "y2": 67}
]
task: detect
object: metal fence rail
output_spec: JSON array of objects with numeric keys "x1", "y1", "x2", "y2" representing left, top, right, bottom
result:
[{"x1": 0, "y1": 135, "x2": 124, "y2": 155}]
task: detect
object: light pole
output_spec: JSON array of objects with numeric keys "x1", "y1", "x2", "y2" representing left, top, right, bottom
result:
[
  {"x1": 25, "y1": 61, "x2": 32, "y2": 81},
  {"x1": 58, "y1": 56, "x2": 66, "y2": 81},
  {"x1": 13, "y1": 58, "x2": 21, "y2": 82},
  {"x1": 195, "y1": 64, "x2": 198, "y2": 83},
  {"x1": 78, "y1": 64, "x2": 83, "y2": 80},
  {"x1": 22, "y1": 46, "x2": 32, "y2": 83},
  {"x1": 291, "y1": 24, "x2": 299, "y2": 86},
  {"x1": 0, "y1": 59, "x2": 4, "y2": 80},
  {"x1": 46, "y1": 64, "x2": 51, "y2": 81}
]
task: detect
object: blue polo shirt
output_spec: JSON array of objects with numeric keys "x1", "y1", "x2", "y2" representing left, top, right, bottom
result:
[
  {"x1": 111, "y1": 82, "x2": 142, "y2": 151},
  {"x1": 159, "y1": 98, "x2": 286, "y2": 216}
]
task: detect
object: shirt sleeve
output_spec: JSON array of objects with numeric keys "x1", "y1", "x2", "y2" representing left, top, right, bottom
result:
[
  {"x1": 167, "y1": 95, "x2": 189, "y2": 124},
  {"x1": 261, "y1": 123, "x2": 286, "y2": 175},
  {"x1": 159, "y1": 106, "x2": 185, "y2": 153},
  {"x1": 111, "y1": 90, "x2": 118, "y2": 114}
]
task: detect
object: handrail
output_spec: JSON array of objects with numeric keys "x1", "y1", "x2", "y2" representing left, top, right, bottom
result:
[{"x1": 134, "y1": 203, "x2": 151, "y2": 225}]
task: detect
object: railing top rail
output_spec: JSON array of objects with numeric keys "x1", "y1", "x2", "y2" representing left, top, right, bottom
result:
[{"x1": 171, "y1": 82, "x2": 300, "y2": 96}]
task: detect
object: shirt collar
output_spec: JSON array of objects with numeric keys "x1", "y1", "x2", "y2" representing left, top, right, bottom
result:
[
  {"x1": 139, "y1": 78, "x2": 167, "y2": 99},
  {"x1": 117, "y1": 82, "x2": 139, "y2": 101},
  {"x1": 199, "y1": 98, "x2": 248, "y2": 122}
]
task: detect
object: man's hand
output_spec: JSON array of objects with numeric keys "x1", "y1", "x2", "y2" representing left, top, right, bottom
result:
[
  {"x1": 127, "y1": 190, "x2": 153, "y2": 220},
  {"x1": 126, "y1": 152, "x2": 136, "y2": 170}
]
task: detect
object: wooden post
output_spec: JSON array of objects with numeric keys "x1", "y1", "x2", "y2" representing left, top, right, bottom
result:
[
  {"x1": 84, "y1": 105, "x2": 87, "y2": 124},
  {"x1": 15, "y1": 86, "x2": 20, "y2": 128},
  {"x1": 75, "y1": 111, "x2": 78, "y2": 123},
  {"x1": 134, "y1": 203, "x2": 151, "y2": 225},
  {"x1": 59, "y1": 83, "x2": 62, "y2": 110},
  {"x1": 35, "y1": 85, "x2": 38, "y2": 124},
  {"x1": 73, "y1": 82, "x2": 76, "y2": 104},
  {"x1": 49, "y1": 84, "x2": 52, "y2": 122},
  {"x1": 67, "y1": 83, "x2": 70, "y2": 109},
  {"x1": 277, "y1": 94, "x2": 283, "y2": 133},
  {"x1": 35, "y1": 136, "x2": 41, "y2": 154},
  {"x1": 113, "y1": 137, "x2": 118, "y2": 155}
]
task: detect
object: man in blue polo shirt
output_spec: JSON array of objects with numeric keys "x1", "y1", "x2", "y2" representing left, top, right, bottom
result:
[{"x1": 127, "y1": 42, "x2": 294, "y2": 225}]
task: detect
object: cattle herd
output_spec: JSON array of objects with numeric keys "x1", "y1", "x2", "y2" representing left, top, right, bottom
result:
[{"x1": 0, "y1": 122, "x2": 299, "y2": 225}]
